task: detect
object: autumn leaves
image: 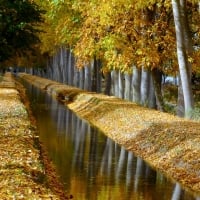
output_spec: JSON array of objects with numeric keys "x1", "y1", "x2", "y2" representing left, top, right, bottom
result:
[{"x1": 36, "y1": 1, "x2": 198, "y2": 73}]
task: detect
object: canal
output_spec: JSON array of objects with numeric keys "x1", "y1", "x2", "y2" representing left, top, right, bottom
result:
[{"x1": 21, "y1": 79, "x2": 199, "y2": 200}]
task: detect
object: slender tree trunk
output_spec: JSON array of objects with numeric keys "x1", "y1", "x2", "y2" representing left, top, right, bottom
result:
[
  {"x1": 151, "y1": 68, "x2": 165, "y2": 111},
  {"x1": 91, "y1": 59, "x2": 97, "y2": 92},
  {"x1": 62, "y1": 47, "x2": 68, "y2": 84},
  {"x1": 132, "y1": 66, "x2": 141, "y2": 104},
  {"x1": 176, "y1": 0, "x2": 193, "y2": 117},
  {"x1": 104, "y1": 72, "x2": 111, "y2": 95},
  {"x1": 73, "y1": 67, "x2": 79, "y2": 87},
  {"x1": 140, "y1": 67, "x2": 150, "y2": 106},
  {"x1": 79, "y1": 67, "x2": 84, "y2": 89},
  {"x1": 177, "y1": 74, "x2": 185, "y2": 117},
  {"x1": 118, "y1": 71, "x2": 124, "y2": 99},
  {"x1": 84, "y1": 65, "x2": 92, "y2": 91},
  {"x1": 124, "y1": 73, "x2": 132, "y2": 100},
  {"x1": 172, "y1": 0, "x2": 194, "y2": 118},
  {"x1": 112, "y1": 70, "x2": 119, "y2": 97},
  {"x1": 96, "y1": 59, "x2": 102, "y2": 93},
  {"x1": 91, "y1": 58, "x2": 101, "y2": 92},
  {"x1": 148, "y1": 74, "x2": 156, "y2": 109},
  {"x1": 68, "y1": 48, "x2": 75, "y2": 86}
]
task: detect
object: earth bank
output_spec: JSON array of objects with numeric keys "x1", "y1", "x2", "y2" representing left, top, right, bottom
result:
[
  {"x1": 18, "y1": 73, "x2": 200, "y2": 196},
  {"x1": 0, "y1": 73, "x2": 71, "y2": 199}
]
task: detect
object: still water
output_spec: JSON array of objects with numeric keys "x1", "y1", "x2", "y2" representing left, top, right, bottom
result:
[{"x1": 22, "y1": 80, "x2": 200, "y2": 200}]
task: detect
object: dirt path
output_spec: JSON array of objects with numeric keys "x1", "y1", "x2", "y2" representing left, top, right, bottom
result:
[
  {"x1": 0, "y1": 73, "x2": 70, "y2": 199},
  {"x1": 19, "y1": 73, "x2": 200, "y2": 196}
]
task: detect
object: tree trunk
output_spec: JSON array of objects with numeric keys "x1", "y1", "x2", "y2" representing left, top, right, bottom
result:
[
  {"x1": 132, "y1": 66, "x2": 141, "y2": 104},
  {"x1": 151, "y1": 68, "x2": 165, "y2": 111},
  {"x1": 176, "y1": 0, "x2": 193, "y2": 117},
  {"x1": 148, "y1": 74, "x2": 156, "y2": 109},
  {"x1": 84, "y1": 65, "x2": 92, "y2": 91},
  {"x1": 111, "y1": 70, "x2": 119, "y2": 97},
  {"x1": 91, "y1": 58, "x2": 101, "y2": 92},
  {"x1": 118, "y1": 71, "x2": 124, "y2": 99},
  {"x1": 140, "y1": 67, "x2": 150, "y2": 106},
  {"x1": 68, "y1": 48, "x2": 75, "y2": 86},
  {"x1": 177, "y1": 74, "x2": 185, "y2": 117},
  {"x1": 104, "y1": 72, "x2": 112, "y2": 95},
  {"x1": 96, "y1": 59, "x2": 102, "y2": 93},
  {"x1": 79, "y1": 68, "x2": 85, "y2": 89},
  {"x1": 124, "y1": 73, "x2": 132, "y2": 100},
  {"x1": 61, "y1": 47, "x2": 68, "y2": 84},
  {"x1": 73, "y1": 67, "x2": 79, "y2": 87},
  {"x1": 172, "y1": 0, "x2": 194, "y2": 118}
]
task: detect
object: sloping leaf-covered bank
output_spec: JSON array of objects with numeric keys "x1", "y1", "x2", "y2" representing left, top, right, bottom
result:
[
  {"x1": 0, "y1": 73, "x2": 71, "y2": 199},
  {"x1": 19, "y1": 73, "x2": 200, "y2": 196}
]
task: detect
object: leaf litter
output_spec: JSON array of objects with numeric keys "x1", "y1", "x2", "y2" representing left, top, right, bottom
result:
[
  {"x1": 0, "y1": 73, "x2": 72, "y2": 200},
  {"x1": 19, "y1": 73, "x2": 200, "y2": 196}
]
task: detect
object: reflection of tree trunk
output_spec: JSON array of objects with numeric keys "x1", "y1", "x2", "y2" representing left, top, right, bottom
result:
[
  {"x1": 100, "y1": 139, "x2": 114, "y2": 181},
  {"x1": 116, "y1": 147, "x2": 126, "y2": 182},
  {"x1": 126, "y1": 152, "x2": 134, "y2": 187},
  {"x1": 72, "y1": 118, "x2": 85, "y2": 169},
  {"x1": 65, "y1": 110, "x2": 70, "y2": 133},
  {"x1": 134, "y1": 157, "x2": 143, "y2": 191},
  {"x1": 151, "y1": 68, "x2": 165, "y2": 111},
  {"x1": 145, "y1": 165, "x2": 156, "y2": 183},
  {"x1": 88, "y1": 128, "x2": 98, "y2": 179},
  {"x1": 171, "y1": 183, "x2": 182, "y2": 200},
  {"x1": 107, "y1": 140, "x2": 113, "y2": 177}
]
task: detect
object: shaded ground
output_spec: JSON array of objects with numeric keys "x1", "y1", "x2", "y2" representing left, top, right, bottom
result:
[
  {"x1": 18, "y1": 73, "x2": 200, "y2": 197},
  {"x1": 0, "y1": 73, "x2": 71, "y2": 199}
]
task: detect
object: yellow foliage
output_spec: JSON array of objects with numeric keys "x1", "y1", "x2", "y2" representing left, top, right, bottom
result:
[{"x1": 34, "y1": 0, "x2": 199, "y2": 74}]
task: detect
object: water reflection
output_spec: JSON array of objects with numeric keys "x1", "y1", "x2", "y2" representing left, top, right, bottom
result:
[{"x1": 22, "y1": 81, "x2": 199, "y2": 200}]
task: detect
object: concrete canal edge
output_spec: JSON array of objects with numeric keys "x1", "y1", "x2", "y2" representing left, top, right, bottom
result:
[
  {"x1": 18, "y1": 73, "x2": 200, "y2": 196},
  {"x1": 0, "y1": 73, "x2": 71, "y2": 199}
]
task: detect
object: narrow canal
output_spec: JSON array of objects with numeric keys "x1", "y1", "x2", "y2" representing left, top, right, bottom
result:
[{"x1": 21, "y1": 79, "x2": 199, "y2": 200}]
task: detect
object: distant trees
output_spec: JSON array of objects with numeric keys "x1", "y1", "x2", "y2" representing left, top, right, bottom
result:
[
  {"x1": 0, "y1": 0, "x2": 43, "y2": 63},
  {"x1": 2, "y1": 0, "x2": 200, "y2": 118},
  {"x1": 34, "y1": 0, "x2": 200, "y2": 118}
]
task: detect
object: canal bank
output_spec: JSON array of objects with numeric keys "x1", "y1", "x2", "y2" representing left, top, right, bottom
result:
[
  {"x1": 0, "y1": 73, "x2": 70, "y2": 199},
  {"x1": 18, "y1": 73, "x2": 200, "y2": 197}
]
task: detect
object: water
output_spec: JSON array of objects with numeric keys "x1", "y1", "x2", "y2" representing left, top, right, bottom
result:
[{"x1": 21, "y1": 80, "x2": 199, "y2": 200}]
